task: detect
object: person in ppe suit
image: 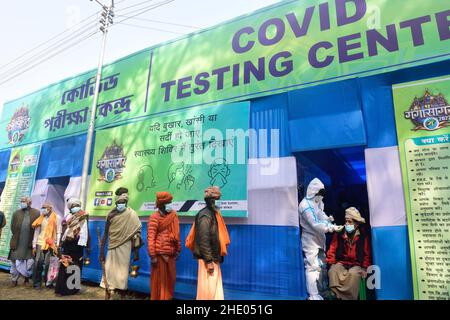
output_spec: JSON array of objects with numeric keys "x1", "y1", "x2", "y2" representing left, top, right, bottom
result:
[{"x1": 299, "y1": 178, "x2": 343, "y2": 300}]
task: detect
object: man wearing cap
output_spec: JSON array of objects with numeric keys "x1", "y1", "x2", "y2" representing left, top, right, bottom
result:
[
  {"x1": 100, "y1": 188, "x2": 142, "y2": 299},
  {"x1": 31, "y1": 201, "x2": 62, "y2": 289},
  {"x1": 9, "y1": 196, "x2": 40, "y2": 286},
  {"x1": 185, "y1": 186, "x2": 230, "y2": 300},
  {"x1": 147, "y1": 191, "x2": 181, "y2": 300},
  {"x1": 327, "y1": 207, "x2": 372, "y2": 300}
]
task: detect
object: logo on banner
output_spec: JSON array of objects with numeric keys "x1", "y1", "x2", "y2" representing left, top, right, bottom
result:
[
  {"x1": 9, "y1": 153, "x2": 21, "y2": 172},
  {"x1": 94, "y1": 197, "x2": 113, "y2": 207},
  {"x1": 96, "y1": 140, "x2": 126, "y2": 183},
  {"x1": 404, "y1": 90, "x2": 450, "y2": 131},
  {"x1": 5, "y1": 105, "x2": 31, "y2": 145}
]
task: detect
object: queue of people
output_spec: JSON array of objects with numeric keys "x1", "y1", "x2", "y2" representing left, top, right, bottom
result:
[
  {"x1": 299, "y1": 178, "x2": 372, "y2": 300},
  {"x1": 2, "y1": 185, "x2": 230, "y2": 301},
  {"x1": 2, "y1": 178, "x2": 370, "y2": 300},
  {"x1": 7, "y1": 196, "x2": 89, "y2": 295}
]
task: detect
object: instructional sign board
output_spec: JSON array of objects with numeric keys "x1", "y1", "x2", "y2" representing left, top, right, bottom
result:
[
  {"x1": 393, "y1": 75, "x2": 450, "y2": 300},
  {"x1": 0, "y1": 144, "x2": 41, "y2": 266},
  {"x1": 86, "y1": 102, "x2": 249, "y2": 218}
]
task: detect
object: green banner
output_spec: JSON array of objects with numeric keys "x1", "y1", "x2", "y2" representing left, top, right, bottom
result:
[
  {"x1": 0, "y1": 144, "x2": 41, "y2": 266},
  {"x1": 1, "y1": 0, "x2": 449, "y2": 150},
  {"x1": 393, "y1": 75, "x2": 450, "y2": 300},
  {"x1": 86, "y1": 101, "x2": 249, "y2": 218},
  {"x1": 148, "y1": 0, "x2": 450, "y2": 112},
  {"x1": 0, "y1": 50, "x2": 151, "y2": 151}
]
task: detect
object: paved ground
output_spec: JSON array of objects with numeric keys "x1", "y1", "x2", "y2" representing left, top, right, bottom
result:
[{"x1": 0, "y1": 270, "x2": 148, "y2": 300}]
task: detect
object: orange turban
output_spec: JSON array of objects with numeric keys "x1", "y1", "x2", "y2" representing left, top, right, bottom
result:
[
  {"x1": 156, "y1": 191, "x2": 173, "y2": 206},
  {"x1": 204, "y1": 186, "x2": 221, "y2": 200}
]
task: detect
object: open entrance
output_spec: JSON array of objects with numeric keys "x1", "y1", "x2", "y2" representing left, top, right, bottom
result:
[
  {"x1": 295, "y1": 146, "x2": 369, "y2": 225},
  {"x1": 295, "y1": 146, "x2": 375, "y2": 299}
]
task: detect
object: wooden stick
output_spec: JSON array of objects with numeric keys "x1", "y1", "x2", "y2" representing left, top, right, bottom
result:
[{"x1": 97, "y1": 227, "x2": 110, "y2": 300}]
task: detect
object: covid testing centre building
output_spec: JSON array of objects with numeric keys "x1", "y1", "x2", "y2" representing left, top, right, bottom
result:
[{"x1": 1, "y1": 0, "x2": 450, "y2": 300}]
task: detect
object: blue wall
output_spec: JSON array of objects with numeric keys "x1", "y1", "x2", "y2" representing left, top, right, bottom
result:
[{"x1": 84, "y1": 220, "x2": 306, "y2": 300}]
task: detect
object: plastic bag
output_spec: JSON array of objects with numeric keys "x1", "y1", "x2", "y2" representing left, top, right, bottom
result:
[{"x1": 46, "y1": 255, "x2": 60, "y2": 285}]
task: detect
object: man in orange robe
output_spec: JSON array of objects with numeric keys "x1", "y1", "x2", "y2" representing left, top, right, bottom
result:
[
  {"x1": 147, "y1": 191, "x2": 181, "y2": 300},
  {"x1": 185, "y1": 186, "x2": 230, "y2": 300}
]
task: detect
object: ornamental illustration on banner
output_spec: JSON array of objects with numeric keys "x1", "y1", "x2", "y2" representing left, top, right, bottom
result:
[
  {"x1": 5, "y1": 105, "x2": 31, "y2": 145},
  {"x1": 9, "y1": 153, "x2": 21, "y2": 173},
  {"x1": 404, "y1": 90, "x2": 450, "y2": 131},
  {"x1": 96, "y1": 140, "x2": 127, "y2": 183}
]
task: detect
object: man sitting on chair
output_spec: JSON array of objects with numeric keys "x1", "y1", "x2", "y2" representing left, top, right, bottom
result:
[{"x1": 326, "y1": 207, "x2": 371, "y2": 300}]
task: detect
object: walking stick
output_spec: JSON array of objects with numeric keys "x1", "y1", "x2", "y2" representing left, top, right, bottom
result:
[{"x1": 97, "y1": 227, "x2": 110, "y2": 300}]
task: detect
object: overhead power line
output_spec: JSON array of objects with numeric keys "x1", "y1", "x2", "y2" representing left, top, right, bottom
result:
[
  {"x1": 120, "y1": 22, "x2": 185, "y2": 34},
  {"x1": 0, "y1": 31, "x2": 100, "y2": 87},
  {"x1": 115, "y1": 15, "x2": 200, "y2": 29},
  {"x1": 0, "y1": 22, "x2": 99, "y2": 79},
  {"x1": 0, "y1": 0, "x2": 176, "y2": 87},
  {"x1": 115, "y1": 0, "x2": 158, "y2": 13},
  {"x1": 0, "y1": 11, "x2": 100, "y2": 72},
  {"x1": 114, "y1": 0, "x2": 175, "y2": 26}
]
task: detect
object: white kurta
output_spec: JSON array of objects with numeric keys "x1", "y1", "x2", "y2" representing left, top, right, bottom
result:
[{"x1": 100, "y1": 240, "x2": 132, "y2": 290}]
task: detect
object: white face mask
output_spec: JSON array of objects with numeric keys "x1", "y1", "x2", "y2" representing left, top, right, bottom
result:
[
  {"x1": 70, "y1": 207, "x2": 81, "y2": 214},
  {"x1": 20, "y1": 202, "x2": 28, "y2": 209},
  {"x1": 40, "y1": 208, "x2": 49, "y2": 215},
  {"x1": 345, "y1": 224, "x2": 355, "y2": 233},
  {"x1": 165, "y1": 203, "x2": 173, "y2": 213},
  {"x1": 116, "y1": 203, "x2": 127, "y2": 212}
]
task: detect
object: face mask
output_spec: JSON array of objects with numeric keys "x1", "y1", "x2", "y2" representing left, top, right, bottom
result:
[
  {"x1": 70, "y1": 207, "x2": 81, "y2": 214},
  {"x1": 215, "y1": 201, "x2": 222, "y2": 209},
  {"x1": 20, "y1": 202, "x2": 28, "y2": 209},
  {"x1": 116, "y1": 203, "x2": 127, "y2": 212},
  {"x1": 165, "y1": 203, "x2": 173, "y2": 213},
  {"x1": 40, "y1": 208, "x2": 49, "y2": 215},
  {"x1": 345, "y1": 224, "x2": 355, "y2": 233}
]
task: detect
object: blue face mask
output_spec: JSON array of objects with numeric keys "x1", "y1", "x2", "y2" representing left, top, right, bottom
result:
[
  {"x1": 70, "y1": 206, "x2": 81, "y2": 214},
  {"x1": 116, "y1": 203, "x2": 127, "y2": 212},
  {"x1": 345, "y1": 224, "x2": 355, "y2": 233},
  {"x1": 40, "y1": 208, "x2": 49, "y2": 215},
  {"x1": 215, "y1": 201, "x2": 222, "y2": 209},
  {"x1": 20, "y1": 202, "x2": 28, "y2": 209},
  {"x1": 165, "y1": 203, "x2": 173, "y2": 213}
]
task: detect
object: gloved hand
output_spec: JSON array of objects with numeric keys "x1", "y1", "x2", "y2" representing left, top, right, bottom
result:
[{"x1": 328, "y1": 224, "x2": 343, "y2": 232}]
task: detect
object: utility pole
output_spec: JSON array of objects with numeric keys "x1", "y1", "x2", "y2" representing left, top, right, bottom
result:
[{"x1": 79, "y1": 0, "x2": 114, "y2": 209}]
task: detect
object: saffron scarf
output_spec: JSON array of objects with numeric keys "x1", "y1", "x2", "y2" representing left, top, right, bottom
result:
[
  {"x1": 185, "y1": 210, "x2": 230, "y2": 256},
  {"x1": 158, "y1": 211, "x2": 180, "y2": 245},
  {"x1": 32, "y1": 211, "x2": 57, "y2": 251}
]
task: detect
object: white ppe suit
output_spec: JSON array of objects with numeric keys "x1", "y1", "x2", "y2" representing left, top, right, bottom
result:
[{"x1": 299, "y1": 178, "x2": 334, "y2": 300}]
